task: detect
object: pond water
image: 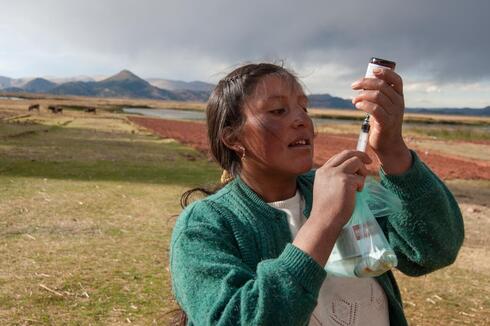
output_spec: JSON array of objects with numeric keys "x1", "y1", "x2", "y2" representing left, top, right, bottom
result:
[
  {"x1": 122, "y1": 107, "x2": 356, "y2": 126},
  {"x1": 123, "y1": 108, "x2": 205, "y2": 121},
  {"x1": 0, "y1": 96, "x2": 25, "y2": 100}
]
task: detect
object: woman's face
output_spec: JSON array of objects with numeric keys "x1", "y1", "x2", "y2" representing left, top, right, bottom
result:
[{"x1": 238, "y1": 74, "x2": 314, "y2": 178}]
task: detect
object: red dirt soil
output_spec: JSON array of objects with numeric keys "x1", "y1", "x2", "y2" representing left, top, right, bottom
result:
[{"x1": 128, "y1": 116, "x2": 490, "y2": 180}]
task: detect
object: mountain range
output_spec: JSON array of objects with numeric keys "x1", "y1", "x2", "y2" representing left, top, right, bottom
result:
[
  {"x1": 0, "y1": 70, "x2": 213, "y2": 102},
  {"x1": 1, "y1": 70, "x2": 489, "y2": 116}
]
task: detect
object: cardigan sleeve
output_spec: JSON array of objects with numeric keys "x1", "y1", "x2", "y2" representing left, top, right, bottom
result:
[
  {"x1": 377, "y1": 150, "x2": 464, "y2": 276},
  {"x1": 170, "y1": 201, "x2": 326, "y2": 325}
]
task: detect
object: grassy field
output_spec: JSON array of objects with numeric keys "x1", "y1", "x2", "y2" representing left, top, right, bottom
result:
[
  {"x1": 0, "y1": 102, "x2": 488, "y2": 325},
  {"x1": 395, "y1": 178, "x2": 489, "y2": 325},
  {"x1": 0, "y1": 108, "x2": 220, "y2": 325}
]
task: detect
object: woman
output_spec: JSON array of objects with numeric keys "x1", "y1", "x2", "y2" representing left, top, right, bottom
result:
[{"x1": 170, "y1": 63, "x2": 464, "y2": 325}]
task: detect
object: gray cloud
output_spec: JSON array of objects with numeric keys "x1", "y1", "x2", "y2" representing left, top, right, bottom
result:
[{"x1": 1, "y1": 0, "x2": 489, "y2": 83}]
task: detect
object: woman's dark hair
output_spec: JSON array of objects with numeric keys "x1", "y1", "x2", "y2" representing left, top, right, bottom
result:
[
  {"x1": 180, "y1": 62, "x2": 300, "y2": 208},
  {"x1": 174, "y1": 63, "x2": 300, "y2": 325}
]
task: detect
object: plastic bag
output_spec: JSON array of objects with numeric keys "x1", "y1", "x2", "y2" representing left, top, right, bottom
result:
[{"x1": 324, "y1": 177, "x2": 401, "y2": 277}]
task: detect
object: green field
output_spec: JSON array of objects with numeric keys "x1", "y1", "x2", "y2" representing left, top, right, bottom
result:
[{"x1": 0, "y1": 106, "x2": 488, "y2": 325}]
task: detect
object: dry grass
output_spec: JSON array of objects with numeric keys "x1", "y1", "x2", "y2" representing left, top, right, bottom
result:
[
  {"x1": 0, "y1": 104, "x2": 220, "y2": 325},
  {"x1": 0, "y1": 179, "x2": 182, "y2": 324},
  {"x1": 409, "y1": 140, "x2": 490, "y2": 161},
  {"x1": 395, "y1": 179, "x2": 490, "y2": 325}
]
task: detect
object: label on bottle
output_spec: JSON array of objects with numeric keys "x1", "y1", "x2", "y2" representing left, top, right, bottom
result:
[{"x1": 365, "y1": 63, "x2": 388, "y2": 78}]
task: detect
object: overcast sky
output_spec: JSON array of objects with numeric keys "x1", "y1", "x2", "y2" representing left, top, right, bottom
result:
[{"x1": 1, "y1": 0, "x2": 489, "y2": 108}]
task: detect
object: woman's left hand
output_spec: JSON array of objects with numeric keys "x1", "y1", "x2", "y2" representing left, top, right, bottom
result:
[{"x1": 351, "y1": 68, "x2": 412, "y2": 175}]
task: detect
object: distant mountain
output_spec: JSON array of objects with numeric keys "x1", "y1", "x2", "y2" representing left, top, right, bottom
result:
[
  {"x1": 405, "y1": 106, "x2": 490, "y2": 116},
  {"x1": 0, "y1": 70, "x2": 210, "y2": 101},
  {"x1": 307, "y1": 93, "x2": 354, "y2": 109},
  {"x1": 47, "y1": 70, "x2": 177, "y2": 100},
  {"x1": 23, "y1": 78, "x2": 57, "y2": 93},
  {"x1": 0, "y1": 76, "x2": 12, "y2": 88},
  {"x1": 44, "y1": 75, "x2": 95, "y2": 84},
  {"x1": 11, "y1": 78, "x2": 33, "y2": 88},
  {"x1": 102, "y1": 69, "x2": 140, "y2": 82},
  {"x1": 46, "y1": 70, "x2": 210, "y2": 101},
  {"x1": 1, "y1": 87, "x2": 24, "y2": 93},
  {"x1": 102, "y1": 70, "x2": 184, "y2": 99},
  {"x1": 172, "y1": 89, "x2": 213, "y2": 101},
  {"x1": 49, "y1": 81, "x2": 98, "y2": 97},
  {"x1": 0, "y1": 76, "x2": 34, "y2": 89},
  {"x1": 147, "y1": 78, "x2": 215, "y2": 92}
]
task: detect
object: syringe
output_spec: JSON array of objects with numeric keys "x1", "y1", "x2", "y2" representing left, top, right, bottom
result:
[
  {"x1": 356, "y1": 115, "x2": 370, "y2": 152},
  {"x1": 355, "y1": 57, "x2": 396, "y2": 153}
]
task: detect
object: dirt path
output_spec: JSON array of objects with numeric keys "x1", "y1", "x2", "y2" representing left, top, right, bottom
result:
[{"x1": 128, "y1": 116, "x2": 490, "y2": 180}]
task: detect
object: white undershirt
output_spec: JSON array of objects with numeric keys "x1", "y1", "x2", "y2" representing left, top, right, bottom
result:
[{"x1": 268, "y1": 191, "x2": 390, "y2": 326}]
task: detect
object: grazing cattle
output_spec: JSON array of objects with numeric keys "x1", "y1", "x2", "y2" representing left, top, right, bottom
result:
[
  {"x1": 48, "y1": 106, "x2": 63, "y2": 114},
  {"x1": 28, "y1": 104, "x2": 40, "y2": 112},
  {"x1": 84, "y1": 107, "x2": 96, "y2": 114}
]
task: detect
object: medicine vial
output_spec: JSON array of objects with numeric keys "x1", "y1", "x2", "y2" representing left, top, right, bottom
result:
[
  {"x1": 365, "y1": 57, "x2": 396, "y2": 78},
  {"x1": 356, "y1": 57, "x2": 396, "y2": 152}
]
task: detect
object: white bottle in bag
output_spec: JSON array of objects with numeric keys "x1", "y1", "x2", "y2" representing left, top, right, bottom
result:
[{"x1": 325, "y1": 181, "x2": 398, "y2": 278}]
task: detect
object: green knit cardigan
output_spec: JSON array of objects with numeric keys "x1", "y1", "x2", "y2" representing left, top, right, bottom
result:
[{"x1": 170, "y1": 152, "x2": 464, "y2": 325}]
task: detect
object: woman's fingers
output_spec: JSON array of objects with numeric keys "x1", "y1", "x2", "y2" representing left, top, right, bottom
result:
[
  {"x1": 348, "y1": 68, "x2": 407, "y2": 160},
  {"x1": 373, "y1": 68, "x2": 403, "y2": 95},
  {"x1": 351, "y1": 70, "x2": 403, "y2": 105},
  {"x1": 351, "y1": 68, "x2": 403, "y2": 95},
  {"x1": 352, "y1": 78, "x2": 401, "y2": 106},
  {"x1": 352, "y1": 89, "x2": 393, "y2": 109},
  {"x1": 339, "y1": 155, "x2": 369, "y2": 176},
  {"x1": 352, "y1": 88, "x2": 395, "y2": 124},
  {"x1": 354, "y1": 101, "x2": 391, "y2": 126},
  {"x1": 348, "y1": 174, "x2": 367, "y2": 192},
  {"x1": 325, "y1": 150, "x2": 372, "y2": 168}
]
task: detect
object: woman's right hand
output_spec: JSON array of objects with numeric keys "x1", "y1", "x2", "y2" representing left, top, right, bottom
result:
[
  {"x1": 292, "y1": 150, "x2": 371, "y2": 266},
  {"x1": 310, "y1": 150, "x2": 371, "y2": 229}
]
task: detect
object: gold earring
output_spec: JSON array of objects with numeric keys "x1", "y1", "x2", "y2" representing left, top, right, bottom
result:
[{"x1": 239, "y1": 146, "x2": 246, "y2": 160}]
